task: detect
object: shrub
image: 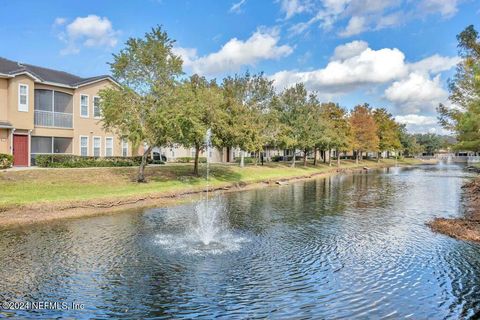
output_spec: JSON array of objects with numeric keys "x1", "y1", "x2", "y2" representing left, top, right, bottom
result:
[
  {"x1": 176, "y1": 156, "x2": 207, "y2": 163},
  {"x1": 235, "y1": 157, "x2": 254, "y2": 164},
  {"x1": 176, "y1": 157, "x2": 193, "y2": 163},
  {"x1": 0, "y1": 153, "x2": 13, "y2": 169},
  {"x1": 35, "y1": 154, "x2": 146, "y2": 168}
]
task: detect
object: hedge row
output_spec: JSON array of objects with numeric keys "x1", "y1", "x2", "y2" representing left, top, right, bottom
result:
[
  {"x1": 0, "y1": 153, "x2": 13, "y2": 169},
  {"x1": 34, "y1": 154, "x2": 163, "y2": 168},
  {"x1": 175, "y1": 157, "x2": 208, "y2": 163}
]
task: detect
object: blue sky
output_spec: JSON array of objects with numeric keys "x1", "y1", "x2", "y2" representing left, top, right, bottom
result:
[{"x1": 1, "y1": 0, "x2": 478, "y2": 133}]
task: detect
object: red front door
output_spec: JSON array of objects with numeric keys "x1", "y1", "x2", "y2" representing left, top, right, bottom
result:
[{"x1": 13, "y1": 134, "x2": 29, "y2": 166}]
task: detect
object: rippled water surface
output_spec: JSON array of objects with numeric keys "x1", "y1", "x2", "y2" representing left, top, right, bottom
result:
[{"x1": 1, "y1": 164, "x2": 480, "y2": 319}]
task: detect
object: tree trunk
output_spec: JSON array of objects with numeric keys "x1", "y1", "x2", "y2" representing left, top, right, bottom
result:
[
  {"x1": 337, "y1": 149, "x2": 340, "y2": 167},
  {"x1": 328, "y1": 149, "x2": 332, "y2": 166},
  {"x1": 323, "y1": 150, "x2": 326, "y2": 163},
  {"x1": 193, "y1": 144, "x2": 201, "y2": 176},
  {"x1": 313, "y1": 147, "x2": 317, "y2": 166},
  {"x1": 291, "y1": 149, "x2": 296, "y2": 167},
  {"x1": 355, "y1": 150, "x2": 359, "y2": 164},
  {"x1": 377, "y1": 151, "x2": 381, "y2": 163},
  {"x1": 303, "y1": 148, "x2": 308, "y2": 167},
  {"x1": 240, "y1": 150, "x2": 245, "y2": 167},
  {"x1": 137, "y1": 146, "x2": 152, "y2": 183}
]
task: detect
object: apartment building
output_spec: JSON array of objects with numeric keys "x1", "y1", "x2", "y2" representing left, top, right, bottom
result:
[{"x1": 0, "y1": 57, "x2": 132, "y2": 166}]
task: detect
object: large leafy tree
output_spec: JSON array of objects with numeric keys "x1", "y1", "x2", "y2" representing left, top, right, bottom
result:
[
  {"x1": 319, "y1": 102, "x2": 352, "y2": 166},
  {"x1": 175, "y1": 74, "x2": 224, "y2": 176},
  {"x1": 219, "y1": 73, "x2": 277, "y2": 167},
  {"x1": 398, "y1": 125, "x2": 423, "y2": 157},
  {"x1": 100, "y1": 26, "x2": 183, "y2": 182},
  {"x1": 438, "y1": 25, "x2": 480, "y2": 152},
  {"x1": 349, "y1": 104, "x2": 379, "y2": 163},
  {"x1": 276, "y1": 83, "x2": 309, "y2": 167},
  {"x1": 373, "y1": 108, "x2": 402, "y2": 161}
]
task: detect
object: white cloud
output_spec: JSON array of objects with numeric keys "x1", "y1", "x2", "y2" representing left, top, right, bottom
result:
[
  {"x1": 395, "y1": 114, "x2": 449, "y2": 134},
  {"x1": 408, "y1": 54, "x2": 460, "y2": 75},
  {"x1": 282, "y1": 0, "x2": 461, "y2": 37},
  {"x1": 279, "y1": 0, "x2": 311, "y2": 19},
  {"x1": 176, "y1": 28, "x2": 293, "y2": 76},
  {"x1": 271, "y1": 42, "x2": 407, "y2": 93},
  {"x1": 54, "y1": 17, "x2": 67, "y2": 26},
  {"x1": 230, "y1": 0, "x2": 247, "y2": 14},
  {"x1": 418, "y1": 0, "x2": 460, "y2": 18},
  {"x1": 338, "y1": 16, "x2": 367, "y2": 37},
  {"x1": 331, "y1": 40, "x2": 369, "y2": 61},
  {"x1": 384, "y1": 72, "x2": 448, "y2": 114},
  {"x1": 58, "y1": 15, "x2": 119, "y2": 55}
]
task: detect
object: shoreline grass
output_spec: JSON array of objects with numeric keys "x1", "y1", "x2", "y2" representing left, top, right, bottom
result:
[{"x1": 0, "y1": 158, "x2": 425, "y2": 209}]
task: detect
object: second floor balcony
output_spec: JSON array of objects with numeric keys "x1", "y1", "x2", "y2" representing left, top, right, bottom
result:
[{"x1": 34, "y1": 89, "x2": 73, "y2": 129}]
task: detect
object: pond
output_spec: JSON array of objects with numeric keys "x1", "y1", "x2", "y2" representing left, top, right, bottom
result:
[{"x1": 1, "y1": 164, "x2": 479, "y2": 319}]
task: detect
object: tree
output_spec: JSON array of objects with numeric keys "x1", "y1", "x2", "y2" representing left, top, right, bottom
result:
[
  {"x1": 414, "y1": 133, "x2": 443, "y2": 155},
  {"x1": 276, "y1": 83, "x2": 309, "y2": 167},
  {"x1": 100, "y1": 26, "x2": 183, "y2": 182},
  {"x1": 219, "y1": 73, "x2": 276, "y2": 167},
  {"x1": 175, "y1": 74, "x2": 224, "y2": 176},
  {"x1": 398, "y1": 125, "x2": 423, "y2": 157},
  {"x1": 373, "y1": 108, "x2": 401, "y2": 161},
  {"x1": 437, "y1": 25, "x2": 480, "y2": 152},
  {"x1": 349, "y1": 104, "x2": 379, "y2": 163},
  {"x1": 319, "y1": 103, "x2": 352, "y2": 166}
]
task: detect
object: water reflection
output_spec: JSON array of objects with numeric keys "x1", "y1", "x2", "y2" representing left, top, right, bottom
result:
[{"x1": 0, "y1": 164, "x2": 479, "y2": 319}]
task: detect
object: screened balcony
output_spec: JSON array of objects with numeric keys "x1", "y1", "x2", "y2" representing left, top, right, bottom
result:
[{"x1": 34, "y1": 89, "x2": 73, "y2": 128}]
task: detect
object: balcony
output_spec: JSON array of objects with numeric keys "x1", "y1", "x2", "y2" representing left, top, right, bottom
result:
[{"x1": 34, "y1": 110, "x2": 73, "y2": 129}]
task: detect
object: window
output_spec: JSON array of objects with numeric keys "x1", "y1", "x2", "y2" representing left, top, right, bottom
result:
[
  {"x1": 80, "y1": 95, "x2": 89, "y2": 117},
  {"x1": 93, "y1": 137, "x2": 101, "y2": 157},
  {"x1": 105, "y1": 137, "x2": 113, "y2": 157},
  {"x1": 54, "y1": 91, "x2": 73, "y2": 113},
  {"x1": 80, "y1": 136, "x2": 88, "y2": 156},
  {"x1": 93, "y1": 96, "x2": 101, "y2": 118},
  {"x1": 121, "y1": 139, "x2": 128, "y2": 157},
  {"x1": 31, "y1": 136, "x2": 72, "y2": 165},
  {"x1": 18, "y1": 84, "x2": 29, "y2": 112}
]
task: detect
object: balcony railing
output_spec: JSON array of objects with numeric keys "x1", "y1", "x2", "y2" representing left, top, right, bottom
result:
[{"x1": 34, "y1": 110, "x2": 73, "y2": 129}]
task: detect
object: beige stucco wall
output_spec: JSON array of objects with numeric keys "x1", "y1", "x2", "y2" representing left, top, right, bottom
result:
[
  {"x1": 7, "y1": 75, "x2": 34, "y2": 130},
  {"x1": 0, "y1": 129, "x2": 9, "y2": 154},
  {"x1": 72, "y1": 80, "x2": 130, "y2": 157},
  {"x1": 0, "y1": 78, "x2": 8, "y2": 121}
]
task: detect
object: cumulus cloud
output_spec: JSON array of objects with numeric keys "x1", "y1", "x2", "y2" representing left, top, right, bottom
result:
[
  {"x1": 395, "y1": 114, "x2": 449, "y2": 134},
  {"x1": 175, "y1": 28, "x2": 293, "y2": 76},
  {"x1": 57, "y1": 15, "x2": 119, "y2": 55},
  {"x1": 268, "y1": 40, "x2": 456, "y2": 131},
  {"x1": 230, "y1": 0, "x2": 247, "y2": 14},
  {"x1": 271, "y1": 42, "x2": 407, "y2": 93},
  {"x1": 384, "y1": 73, "x2": 448, "y2": 114}
]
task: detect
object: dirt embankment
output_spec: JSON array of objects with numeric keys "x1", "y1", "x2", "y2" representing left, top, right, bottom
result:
[{"x1": 429, "y1": 176, "x2": 480, "y2": 242}]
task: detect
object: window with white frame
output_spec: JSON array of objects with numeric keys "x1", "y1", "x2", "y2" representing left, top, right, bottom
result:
[
  {"x1": 18, "y1": 84, "x2": 29, "y2": 112},
  {"x1": 93, "y1": 137, "x2": 101, "y2": 157},
  {"x1": 105, "y1": 137, "x2": 113, "y2": 157},
  {"x1": 121, "y1": 139, "x2": 128, "y2": 157},
  {"x1": 80, "y1": 95, "x2": 89, "y2": 117},
  {"x1": 80, "y1": 136, "x2": 88, "y2": 156},
  {"x1": 93, "y1": 96, "x2": 101, "y2": 118}
]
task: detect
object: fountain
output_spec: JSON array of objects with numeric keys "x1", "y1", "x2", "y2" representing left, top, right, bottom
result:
[
  {"x1": 155, "y1": 128, "x2": 247, "y2": 255},
  {"x1": 193, "y1": 128, "x2": 224, "y2": 247}
]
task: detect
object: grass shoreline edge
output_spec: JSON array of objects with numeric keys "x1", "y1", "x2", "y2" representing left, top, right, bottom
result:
[{"x1": 0, "y1": 159, "x2": 430, "y2": 228}]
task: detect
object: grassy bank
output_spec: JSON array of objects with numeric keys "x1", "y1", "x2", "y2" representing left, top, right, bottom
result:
[{"x1": 0, "y1": 158, "x2": 425, "y2": 210}]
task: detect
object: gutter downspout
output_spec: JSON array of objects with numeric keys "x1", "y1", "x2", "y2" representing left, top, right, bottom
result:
[{"x1": 10, "y1": 128, "x2": 15, "y2": 155}]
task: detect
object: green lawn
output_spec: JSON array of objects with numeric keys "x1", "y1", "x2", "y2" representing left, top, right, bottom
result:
[{"x1": 0, "y1": 158, "x2": 423, "y2": 209}]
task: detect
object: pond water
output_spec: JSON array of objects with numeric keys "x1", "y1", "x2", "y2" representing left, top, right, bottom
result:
[{"x1": 1, "y1": 164, "x2": 480, "y2": 319}]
